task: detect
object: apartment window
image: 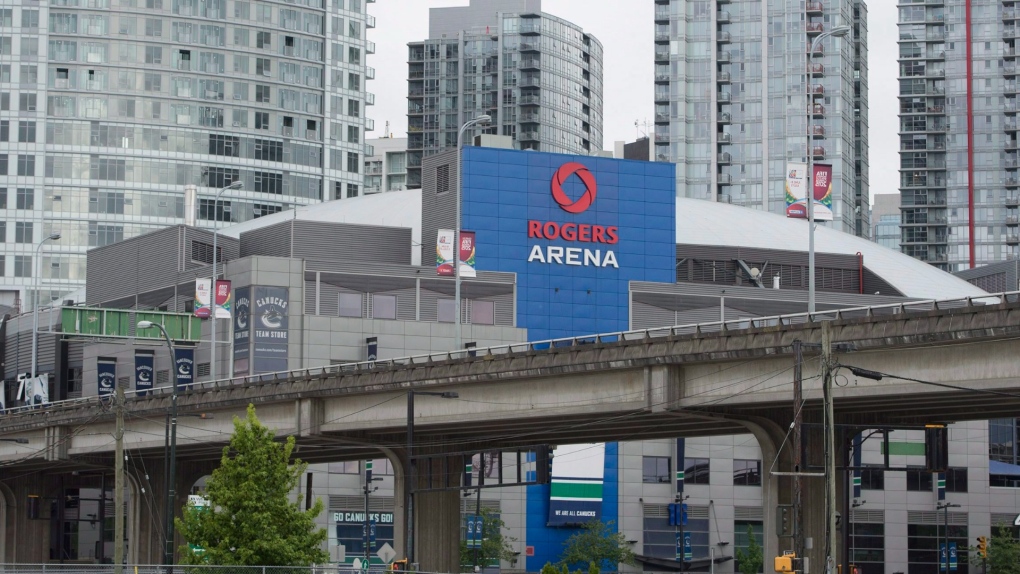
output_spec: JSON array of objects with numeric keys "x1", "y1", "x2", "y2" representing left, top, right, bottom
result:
[
  {"x1": 733, "y1": 459, "x2": 762, "y2": 486},
  {"x1": 204, "y1": 167, "x2": 239, "y2": 188},
  {"x1": 89, "y1": 223, "x2": 124, "y2": 247},
  {"x1": 945, "y1": 467, "x2": 968, "y2": 493},
  {"x1": 347, "y1": 152, "x2": 359, "y2": 173},
  {"x1": 89, "y1": 190, "x2": 125, "y2": 214},
  {"x1": 16, "y1": 188, "x2": 33, "y2": 209},
  {"x1": 22, "y1": 10, "x2": 40, "y2": 29},
  {"x1": 0, "y1": 154, "x2": 6, "y2": 175},
  {"x1": 253, "y1": 171, "x2": 282, "y2": 194},
  {"x1": 347, "y1": 99, "x2": 360, "y2": 117},
  {"x1": 17, "y1": 155, "x2": 35, "y2": 176},
  {"x1": 684, "y1": 458, "x2": 710, "y2": 485},
  {"x1": 145, "y1": 19, "x2": 162, "y2": 37},
  {"x1": 348, "y1": 72, "x2": 360, "y2": 91},
  {"x1": 144, "y1": 73, "x2": 162, "y2": 92},
  {"x1": 0, "y1": 120, "x2": 7, "y2": 141},
  {"x1": 347, "y1": 125, "x2": 359, "y2": 143},
  {"x1": 372, "y1": 294, "x2": 396, "y2": 320},
  {"x1": 19, "y1": 93, "x2": 37, "y2": 111},
  {"x1": 256, "y1": 31, "x2": 270, "y2": 49},
  {"x1": 348, "y1": 46, "x2": 360, "y2": 64},
  {"x1": 145, "y1": 46, "x2": 162, "y2": 63},
  {"x1": 0, "y1": 188, "x2": 6, "y2": 208},
  {"x1": 13, "y1": 255, "x2": 31, "y2": 277},
  {"x1": 860, "y1": 467, "x2": 885, "y2": 490},
  {"x1": 18, "y1": 121, "x2": 36, "y2": 143},
  {"x1": 209, "y1": 134, "x2": 239, "y2": 157},
  {"x1": 0, "y1": 221, "x2": 4, "y2": 241},
  {"x1": 643, "y1": 456, "x2": 671, "y2": 483},
  {"x1": 338, "y1": 292, "x2": 361, "y2": 317},
  {"x1": 346, "y1": 183, "x2": 358, "y2": 198},
  {"x1": 472, "y1": 300, "x2": 494, "y2": 325},
  {"x1": 254, "y1": 111, "x2": 270, "y2": 130},
  {"x1": 905, "y1": 468, "x2": 934, "y2": 492},
  {"x1": 14, "y1": 222, "x2": 33, "y2": 244},
  {"x1": 19, "y1": 65, "x2": 38, "y2": 84},
  {"x1": 256, "y1": 58, "x2": 271, "y2": 77},
  {"x1": 197, "y1": 198, "x2": 231, "y2": 222},
  {"x1": 256, "y1": 84, "x2": 271, "y2": 103}
]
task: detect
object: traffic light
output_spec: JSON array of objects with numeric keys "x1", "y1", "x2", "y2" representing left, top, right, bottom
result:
[
  {"x1": 977, "y1": 536, "x2": 988, "y2": 559},
  {"x1": 774, "y1": 552, "x2": 796, "y2": 573}
]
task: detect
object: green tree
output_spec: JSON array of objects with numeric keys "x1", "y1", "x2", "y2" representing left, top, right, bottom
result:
[
  {"x1": 559, "y1": 520, "x2": 636, "y2": 571},
  {"x1": 988, "y1": 524, "x2": 1020, "y2": 574},
  {"x1": 459, "y1": 508, "x2": 519, "y2": 571},
  {"x1": 735, "y1": 524, "x2": 764, "y2": 574},
  {"x1": 175, "y1": 404, "x2": 329, "y2": 566}
]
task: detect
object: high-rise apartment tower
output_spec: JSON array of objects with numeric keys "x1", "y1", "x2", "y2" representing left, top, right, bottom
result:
[
  {"x1": 405, "y1": 0, "x2": 603, "y2": 189},
  {"x1": 654, "y1": 0, "x2": 869, "y2": 236},
  {"x1": 0, "y1": 0, "x2": 375, "y2": 309},
  {"x1": 898, "y1": 0, "x2": 1020, "y2": 270}
]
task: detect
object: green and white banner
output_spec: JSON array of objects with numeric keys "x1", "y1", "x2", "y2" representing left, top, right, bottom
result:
[{"x1": 548, "y1": 443, "x2": 604, "y2": 525}]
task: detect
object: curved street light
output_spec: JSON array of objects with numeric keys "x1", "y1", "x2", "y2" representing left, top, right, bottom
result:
[
  {"x1": 455, "y1": 115, "x2": 491, "y2": 352},
  {"x1": 31, "y1": 232, "x2": 62, "y2": 380},
  {"x1": 210, "y1": 180, "x2": 243, "y2": 383},
  {"x1": 137, "y1": 320, "x2": 179, "y2": 567}
]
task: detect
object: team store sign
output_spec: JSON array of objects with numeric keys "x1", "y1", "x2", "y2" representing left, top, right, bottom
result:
[{"x1": 527, "y1": 162, "x2": 619, "y2": 268}]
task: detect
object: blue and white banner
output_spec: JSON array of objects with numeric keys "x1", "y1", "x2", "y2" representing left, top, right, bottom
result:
[
  {"x1": 175, "y1": 347, "x2": 194, "y2": 387},
  {"x1": 233, "y1": 286, "x2": 251, "y2": 376},
  {"x1": 547, "y1": 443, "x2": 604, "y2": 525},
  {"x1": 252, "y1": 286, "x2": 289, "y2": 374},
  {"x1": 97, "y1": 357, "x2": 117, "y2": 396},
  {"x1": 135, "y1": 350, "x2": 154, "y2": 395}
]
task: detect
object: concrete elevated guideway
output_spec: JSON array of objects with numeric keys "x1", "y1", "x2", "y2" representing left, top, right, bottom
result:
[{"x1": 1, "y1": 292, "x2": 1019, "y2": 570}]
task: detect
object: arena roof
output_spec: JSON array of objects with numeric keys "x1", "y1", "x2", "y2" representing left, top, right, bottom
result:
[{"x1": 221, "y1": 190, "x2": 985, "y2": 300}]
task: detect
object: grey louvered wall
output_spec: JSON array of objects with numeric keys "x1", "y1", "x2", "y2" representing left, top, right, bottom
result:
[
  {"x1": 421, "y1": 149, "x2": 459, "y2": 269},
  {"x1": 292, "y1": 221, "x2": 411, "y2": 265},
  {"x1": 239, "y1": 221, "x2": 293, "y2": 258}
]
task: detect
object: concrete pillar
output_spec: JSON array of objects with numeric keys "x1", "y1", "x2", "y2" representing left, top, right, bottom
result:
[
  {"x1": 734, "y1": 417, "x2": 790, "y2": 566},
  {"x1": 393, "y1": 451, "x2": 463, "y2": 573}
]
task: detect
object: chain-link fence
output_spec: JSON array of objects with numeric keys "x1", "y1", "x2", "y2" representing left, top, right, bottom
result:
[{"x1": 0, "y1": 566, "x2": 427, "y2": 574}]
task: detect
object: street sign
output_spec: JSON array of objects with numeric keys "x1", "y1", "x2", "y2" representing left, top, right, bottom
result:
[
  {"x1": 376, "y1": 543, "x2": 396, "y2": 564},
  {"x1": 949, "y1": 542, "x2": 958, "y2": 571},
  {"x1": 684, "y1": 532, "x2": 693, "y2": 560}
]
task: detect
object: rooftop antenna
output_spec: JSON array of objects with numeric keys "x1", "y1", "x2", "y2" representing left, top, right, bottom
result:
[
  {"x1": 635, "y1": 119, "x2": 652, "y2": 140},
  {"x1": 385, "y1": 120, "x2": 390, "y2": 138}
]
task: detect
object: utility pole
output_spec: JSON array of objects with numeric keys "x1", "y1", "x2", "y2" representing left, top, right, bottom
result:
[
  {"x1": 114, "y1": 383, "x2": 126, "y2": 574},
  {"x1": 792, "y1": 339, "x2": 804, "y2": 558},
  {"x1": 822, "y1": 322, "x2": 836, "y2": 574}
]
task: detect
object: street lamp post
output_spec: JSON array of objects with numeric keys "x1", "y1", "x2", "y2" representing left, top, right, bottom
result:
[
  {"x1": 405, "y1": 390, "x2": 459, "y2": 564},
  {"x1": 31, "y1": 232, "x2": 62, "y2": 380},
  {"x1": 454, "y1": 115, "x2": 491, "y2": 352},
  {"x1": 137, "y1": 320, "x2": 178, "y2": 567},
  {"x1": 806, "y1": 25, "x2": 850, "y2": 314},
  {"x1": 937, "y1": 501, "x2": 960, "y2": 574},
  {"x1": 210, "y1": 180, "x2": 243, "y2": 383}
]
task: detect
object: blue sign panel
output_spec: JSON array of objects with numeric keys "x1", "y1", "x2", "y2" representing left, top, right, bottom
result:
[
  {"x1": 684, "y1": 532, "x2": 692, "y2": 560},
  {"x1": 940, "y1": 544, "x2": 947, "y2": 570},
  {"x1": 233, "y1": 286, "x2": 250, "y2": 376},
  {"x1": 675, "y1": 532, "x2": 682, "y2": 560},
  {"x1": 949, "y1": 542, "x2": 957, "y2": 571},
  {"x1": 134, "y1": 350, "x2": 154, "y2": 396},
  {"x1": 462, "y1": 147, "x2": 676, "y2": 341},
  {"x1": 252, "y1": 286, "x2": 289, "y2": 374},
  {"x1": 97, "y1": 357, "x2": 116, "y2": 396},
  {"x1": 175, "y1": 347, "x2": 194, "y2": 388}
]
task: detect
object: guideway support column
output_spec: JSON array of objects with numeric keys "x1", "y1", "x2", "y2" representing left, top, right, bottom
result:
[{"x1": 394, "y1": 452, "x2": 463, "y2": 574}]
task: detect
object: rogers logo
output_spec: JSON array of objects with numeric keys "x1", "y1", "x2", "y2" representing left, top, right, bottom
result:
[{"x1": 551, "y1": 162, "x2": 597, "y2": 214}]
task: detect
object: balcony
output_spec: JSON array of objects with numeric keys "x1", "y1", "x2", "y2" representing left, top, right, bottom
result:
[
  {"x1": 1007, "y1": 120, "x2": 1018, "y2": 132},
  {"x1": 1006, "y1": 216, "x2": 1020, "y2": 225},
  {"x1": 519, "y1": 112, "x2": 540, "y2": 123},
  {"x1": 718, "y1": 51, "x2": 731, "y2": 62},
  {"x1": 1007, "y1": 178, "x2": 1020, "y2": 188},
  {"x1": 810, "y1": 104, "x2": 826, "y2": 116},
  {"x1": 519, "y1": 42, "x2": 540, "y2": 52},
  {"x1": 1007, "y1": 194, "x2": 1020, "y2": 207},
  {"x1": 808, "y1": 63, "x2": 824, "y2": 76},
  {"x1": 810, "y1": 125, "x2": 825, "y2": 137},
  {"x1": 718, "y1": 152, "x2": 732, "y2": 163},
  {"x1": 809, "y1": 84, "x2": 825, "y2": 96},
  {"x1": 719, "y1": 132, "x2": 732, "y2": 144},
  {"x1": 656, "y1": 73, "x2": 671, "y2": 83},
  {"x1": 718, "y1": 92, "x2": 731, "y2": 103},
  {"x1": 655, "y1": 50, "x2": 670, "y2": 61},
  {"x1": 717, "y1": 71, "x2": 731, "y2": 83},
  {"x1": 654, "y1": 134, "x2": 670, "y2": 143},
  {"x1": 812, "y1": 146, "x2": 826, "y2": 158},
  {"x1": 717, "y1": 11, "x2": 730, "y2": 23},
  {"x1": 518, "y1": 131, "x2": 539, "y2": 141},
  {"x1": 519, "y1": 93, "x2": 541, "y2": 106},
  {"x1": 520, "y1": 58, "x2": 540, "y2": 70},
  {"x1": 655, "y1": 6, "x2": 670, "y2": 21},
  {"x1": 1007, "y1": 235, "x2": 1020, "y2": 245},
  {"x1": 655, "y1": 32, "x2": 670, "y2": 42},
  {"x1": 655, "y1": 112, "x2": 669, "y2": 123},
  {"x1": 717, "y1": 31, "x2": 731, "y2": 43},
  {"x1": 806, "y1": 22, "x2": 824, "y2": 35},
  {"x1": 655, "y1": 90, "x2": 670, "y2": 102},
  {"x1": 805, "y1": 1, "x2": 822, "y2": 14},
  {"x1": 520, "y1": 22, "x2": 541, "y2": 35},
  {"x1": 718, "y1": 112, "x2": 732, "y2": 123},
  {"x1": 718, "y1": 173, "x2": 733, "y2": 184}
]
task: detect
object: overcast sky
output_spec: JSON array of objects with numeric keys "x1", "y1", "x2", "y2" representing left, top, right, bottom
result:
[{"x1": 370, "y1": 1, "x2": 898, "y2": 203}]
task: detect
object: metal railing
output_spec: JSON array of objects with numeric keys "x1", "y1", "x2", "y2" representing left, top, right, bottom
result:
[{"x1": 0, "y1": 291, "x2": 1016, "y2": 420}]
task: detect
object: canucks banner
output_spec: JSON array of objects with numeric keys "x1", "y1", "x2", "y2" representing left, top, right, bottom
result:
[
  {"x1": 97, "y1": 357, "x2": 117, "y2": 396},
  {"x1": 547, "y1": 443, "x2": 604, "y2": 525},
  {"x1": 135, "y1": 350, "x2": 154, "y2": 395}
]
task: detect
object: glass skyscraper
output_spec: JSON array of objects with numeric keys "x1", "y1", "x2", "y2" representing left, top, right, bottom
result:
[
  {"x1": 0, "y1": 0, "x2": 375, "y2": 310},
  {"x1": 654, "y1": 0, "x2": 869, "y2": 236},
  {"x1": 898, "y1": 0, "x2": 1020, "y2": 271},
  {"x1": 405, "y1": 0, "x2": 603, "y2": 189}
]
